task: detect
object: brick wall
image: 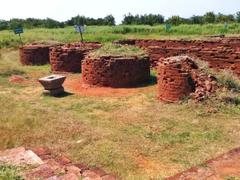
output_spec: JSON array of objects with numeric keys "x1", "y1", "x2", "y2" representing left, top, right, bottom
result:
[
  {"x1": 19, "y1": 45, "x2": 50, "y2": 65},
  {"x1": 116, "y1": 38, "x2": 240, "y2": 76},
  {"x1": 82, "y1": 55, "x2": 150, "y2": 87},
  {"x1": 50, "y1": 42, "x2": 101, "y2": 73}
]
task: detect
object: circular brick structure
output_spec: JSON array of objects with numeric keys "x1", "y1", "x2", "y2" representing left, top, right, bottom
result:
[
  {"x1": 50, "y1": 42, "x2": 101, "y2": 73},
  {"x1": 82, "y1": 55, "x2": 150, "y2": 87},
  {"x1": 157, "y1": 56, "x2": 196, "y2": 102},
  {"x1": 19, "y1": 45, "x2": 50, "y2": 65},
  {"x1": 157, "y1": 56, "x2": 218, "y2": 102}
]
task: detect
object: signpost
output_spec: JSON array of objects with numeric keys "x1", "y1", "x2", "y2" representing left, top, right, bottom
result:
[
  {"x1": 74, "y1": 25, "x2": 85, "y2": 42},
  {"x1": 165, "y1": 24, "x2": 172, "y2": 32},
  {"x1": 165, "y1": 24, "x2": 172, "y2": 39},
  {"x1": 224, "y1": 22, "x2": 228, "y2": 30},
  {"x1": 14, "y1": 27, "x2": 24, "y2": 45}
]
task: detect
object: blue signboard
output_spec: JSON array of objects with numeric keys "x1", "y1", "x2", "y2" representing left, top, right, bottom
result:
[
  {"x1": 224, "y1": 22, "x2": 228, "y2": 29},
  {"x1": 13, "y1": 27, "x2": 24, "y2": 46},
  {"x1": 14, "y1": 27, "x2": 23, "y2": 35},
  {"x1": 165, "y1": 24, "x2": 172, "y2": 32},
  {"x1": 74, "y1": 25, "x2": 84, "y2": 33},
  {"x1": 74, "y1": 25, "x2": 84, "y2": 42}
]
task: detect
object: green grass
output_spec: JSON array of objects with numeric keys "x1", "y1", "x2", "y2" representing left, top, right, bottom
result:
[
  {"x1": 91, "y1": 43, "x2": 146, "y2": 57},
  {"x1": 0, "y1": 165, "x2": 23, "y2": 180},
  {"x1": 0, "y1": 49, "x2": 240, "y2": 179},
  {"x1": 1, "y1": 23, "x2": 240, "y2": 48}
]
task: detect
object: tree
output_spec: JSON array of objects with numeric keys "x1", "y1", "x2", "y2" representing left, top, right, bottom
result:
[
  {"x1": 203, "y1": 12, "x2": 216, "y2": 23},
  {"x1": 190, "y1": 15, "x2": 204, "y2": 24},
  {"x1": 166, "y1": 16, "x2": 182, "y2": 25},
  {"x1": 236, "y1": 12, "x2": 240, "y2": 23},
  {"x1": 73, "y1": 15, "x2": 86, "y2": 25},
  {"x1": 226, "y1": 15, "x2": 235, "y2": 22},
  {"x1": 104, "y1": 15, "x2": 115, "y2": 26},
  {"x1": 216, "y1": 13, "x2": 235, "y2": 23},
  {"x1": 122, "y1": 13, "x2": 164, "y2": 25},
  {"x1": 122, "y1": 13, "x2": 135, "y2": 25},
  {"x1": 24, "y1": 18, "x2": 42, "y2": 28},
  {"x1": 0, "y1": 20, "x2": 8, "y2": 30},
  {"x1": 43, "y1": 18, "x2": 63, "y2": 28},
  {"x1": 143, "y1": 14, "x2": 164, "y2": 26}
]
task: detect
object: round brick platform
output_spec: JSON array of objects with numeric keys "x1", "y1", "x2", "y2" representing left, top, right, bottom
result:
[
  {"x1": 19, "y1": 45, "x2": 50, "y2": 65},
  {"x1": 82, "y1": 55, "x2": 150, "y2": 87},
  {"x1": 157, "y1": 58, "x2": 195, "y2": 102},
  {"x1": 50, "y1": 42, "x2": 101, "y2": 73}
]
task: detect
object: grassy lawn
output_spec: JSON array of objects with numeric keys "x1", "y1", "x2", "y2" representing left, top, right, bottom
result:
[
  {"x1": 0, "y1": 47, "x2": 240, "y2": 179},
  {"x1": 1, "y1": 24, "x2": 240, "y2": 48}
]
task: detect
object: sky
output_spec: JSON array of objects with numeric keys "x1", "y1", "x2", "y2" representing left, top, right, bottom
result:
[{"x1": 1, "y1": 0, "x2": 240, "y2": 24}]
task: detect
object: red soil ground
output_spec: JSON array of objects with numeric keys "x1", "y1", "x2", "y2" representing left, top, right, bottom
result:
[
  {"x1": 8, "y1": 75, "x2": 35, "y2": 85},
  {"x1": 9, "y1": 75, "x2": 26, "y2": 83},
  {"x1": 64, "y1": 75, "x2": 155, "y2": 97}
]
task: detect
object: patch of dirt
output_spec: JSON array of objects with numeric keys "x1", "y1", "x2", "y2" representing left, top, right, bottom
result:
[
  {"x1": 9, "y1": 75, "x2": 26, "y2": 83},
  {"x1": 64, "y1": 75, "x2": 155, "y2": 97},
  {"x1": 8, "y1": 75, "x2": 38, "y2": 86},
  {"x1": 167, "y1": 147, "x2": 240, "y2": 179},
  {"x1": 133, "y1": 153, "x2": 181, "y2": 178}
]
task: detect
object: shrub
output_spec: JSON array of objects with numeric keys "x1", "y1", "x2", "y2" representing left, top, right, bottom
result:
[{"x1": 216, "y1": 70, "x2": 240, "y2": 92}]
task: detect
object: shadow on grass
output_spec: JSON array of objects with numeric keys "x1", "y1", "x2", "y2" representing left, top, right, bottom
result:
[
  {"x1": 54, "y1": 91, "x2": 74, "y2": 98},
  {"x1": 42, "y1": 91, "x2": 74, "y2": 98}
]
